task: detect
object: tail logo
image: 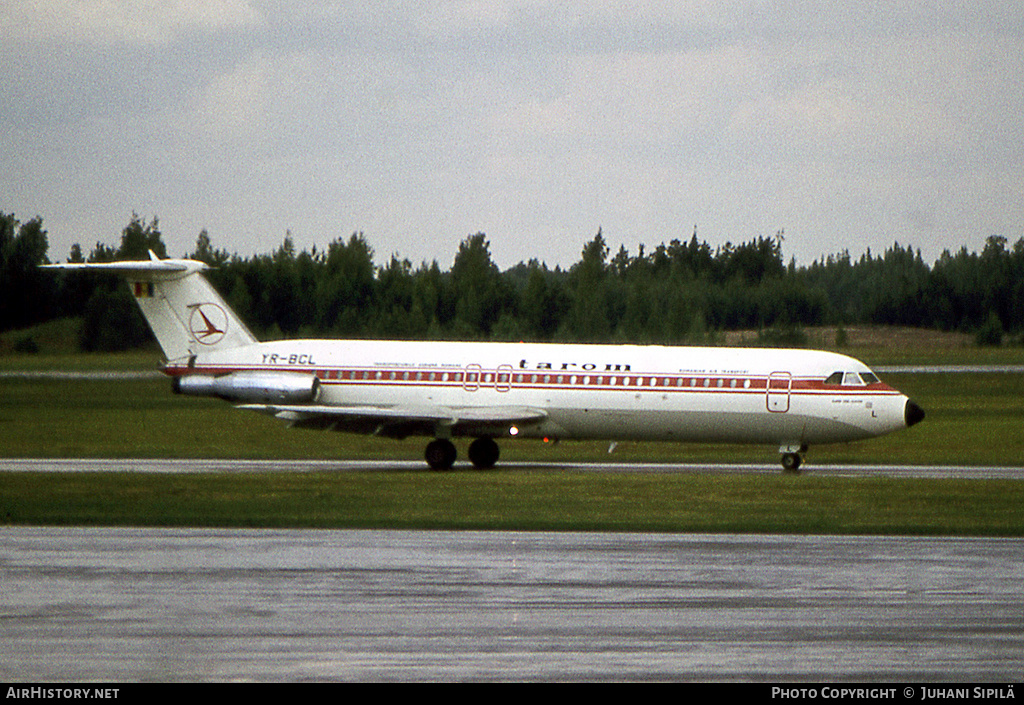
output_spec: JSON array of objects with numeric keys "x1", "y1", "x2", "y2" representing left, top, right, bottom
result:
[{"x1": 188, "y1": 303, "x2": 228, "y2": 345}]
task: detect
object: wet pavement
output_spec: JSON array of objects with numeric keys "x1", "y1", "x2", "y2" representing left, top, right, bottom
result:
[{"x1": 2, "y1": 527, "x2": 1023, "y2": 681}]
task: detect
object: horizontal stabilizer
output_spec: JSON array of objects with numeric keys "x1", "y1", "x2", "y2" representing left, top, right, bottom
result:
[{"x1": 42, "y1": 253, "x2": 198, "y2": 279}]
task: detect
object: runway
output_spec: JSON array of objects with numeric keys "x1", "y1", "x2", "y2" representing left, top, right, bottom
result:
[
  {"x1": 4, "y1": 456, "x2": 1024, "y2": 478},
  {"x1": 3, "y1": 458, "x2": 1023, "y2": 681},
  {"x1": 2, "y1": 527, "x2": 1023, "y2": 682}
]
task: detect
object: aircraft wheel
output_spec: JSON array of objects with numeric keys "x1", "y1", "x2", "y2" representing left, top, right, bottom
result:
[
  {"x1": 425, "y1": 439, "x2": 457, "y2": 471},
  {"x1": 468, "y1": 437, "x2": 500, "y2": 470},
  {"x1": 780, "y1": 452, "x2": 803, "y2": 473}
]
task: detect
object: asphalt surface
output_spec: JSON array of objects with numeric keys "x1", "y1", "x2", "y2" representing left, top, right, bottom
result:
[{"x1": 2, "y1": 527, "x2": 1023, "y2": 682}]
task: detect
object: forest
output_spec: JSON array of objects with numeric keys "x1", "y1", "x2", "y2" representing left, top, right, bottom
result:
[{"x1": 2, "y1": 211, "x2": 1022, "y2": 352}]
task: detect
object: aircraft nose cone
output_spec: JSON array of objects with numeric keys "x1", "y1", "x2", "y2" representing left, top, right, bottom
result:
[{"x1": 905, "y1": 399, "x2": 925, "y2": 428}]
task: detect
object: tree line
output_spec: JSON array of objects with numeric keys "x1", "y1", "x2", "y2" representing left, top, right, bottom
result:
[{"x1": 3, "y1": 211, "x2": 1023, "y2": 352}]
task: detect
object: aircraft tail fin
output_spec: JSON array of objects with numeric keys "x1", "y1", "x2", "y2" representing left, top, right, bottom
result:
[{"x1": 44, "y1": 251, "x2": 257, "y2": 360}]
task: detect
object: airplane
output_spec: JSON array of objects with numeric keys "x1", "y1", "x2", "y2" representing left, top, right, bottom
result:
[{"x1": 46, "y1": 252, "x2": 924, "y2": 472}]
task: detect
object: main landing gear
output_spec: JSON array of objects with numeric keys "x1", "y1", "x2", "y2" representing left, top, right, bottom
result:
[
  {"x1": 424, "y1": 437, "x2": 500, "y2": 471},
  {"x1": 424, "y1": 439, "x2": 457, "y2": 471}
]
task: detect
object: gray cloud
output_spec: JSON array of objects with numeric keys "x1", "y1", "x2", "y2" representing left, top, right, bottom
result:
[{"x1": 3, "y1": 1, "x2": 1022, "y2": 270}]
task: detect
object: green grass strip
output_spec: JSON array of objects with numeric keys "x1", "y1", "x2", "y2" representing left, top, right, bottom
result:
[{"x1": 2, "y1": 471, "x2": 1022, "y2": 536}]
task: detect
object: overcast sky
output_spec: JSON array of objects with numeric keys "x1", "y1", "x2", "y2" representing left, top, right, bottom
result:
[{"x1": 3, "y1": 1, "x2": 1022, "y2": 270}]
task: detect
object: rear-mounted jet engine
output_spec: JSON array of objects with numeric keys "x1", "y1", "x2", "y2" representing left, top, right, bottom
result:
[{"x1": 173, "y1": 371, "x2": 321, "y2": 404}]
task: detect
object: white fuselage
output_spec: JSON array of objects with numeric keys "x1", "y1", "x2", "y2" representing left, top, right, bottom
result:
[
  {"x1": 167, "y1": 339, "x2": 913, "y2": 447},
  {"x1": 46, "y1": 256, "x2": 921, "y2": 469}
]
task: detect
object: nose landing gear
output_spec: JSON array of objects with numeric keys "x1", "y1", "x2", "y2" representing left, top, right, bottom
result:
[
  {"x1": 779, "y1": 443, "x2": 807, "y2": 473},
  {"x1": 780, "y1": 452, "x2": 803, "y2": 473}
]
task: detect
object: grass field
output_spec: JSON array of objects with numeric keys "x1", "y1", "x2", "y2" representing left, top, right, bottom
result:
[
  {"x1": 3, "y1": 471, "x2": 1022, "y2": 535},
  {"x1": 2, "y1": 333, "x2": 1023, "y2": 534}
]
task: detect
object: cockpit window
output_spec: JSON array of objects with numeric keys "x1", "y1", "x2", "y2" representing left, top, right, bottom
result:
[{"x1": 825, "y1": 371, "x2": 879, "y2": 386}]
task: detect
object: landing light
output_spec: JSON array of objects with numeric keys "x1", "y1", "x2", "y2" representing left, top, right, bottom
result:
[{"x1": 509, "y1": 426, "x2": 519, "y2": 436}]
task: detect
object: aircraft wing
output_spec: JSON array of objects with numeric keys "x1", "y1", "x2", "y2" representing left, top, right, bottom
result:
[{"x1": 237, "y1": 403, "x2": 548, "y2": 439}]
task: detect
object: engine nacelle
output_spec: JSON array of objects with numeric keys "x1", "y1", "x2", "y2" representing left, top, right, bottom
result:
[{"x1": 172, "y1": 371, "x2": 321, "y2": 404}]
